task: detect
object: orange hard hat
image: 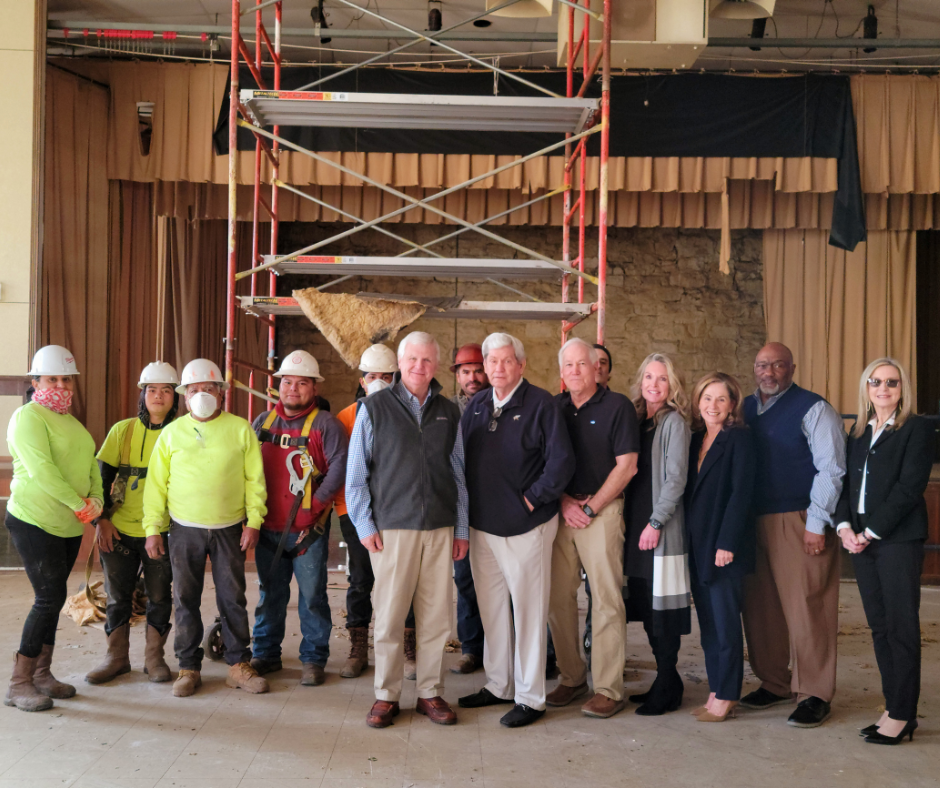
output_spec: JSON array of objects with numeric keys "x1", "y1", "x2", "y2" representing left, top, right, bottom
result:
[{"x1": 450, "y1": 343, "x2": 484, "y2": 372}]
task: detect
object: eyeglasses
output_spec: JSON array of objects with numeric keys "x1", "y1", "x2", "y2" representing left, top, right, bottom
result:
[
  {"x1": 754, "y1": 361, "x2": 790, "y2": 373},
  {"x1": 488, "y1": 407, "x2": 503, "y2": 432},
  {"x1": 867, "y1": 378, "x2": 900, "y2": 389}
]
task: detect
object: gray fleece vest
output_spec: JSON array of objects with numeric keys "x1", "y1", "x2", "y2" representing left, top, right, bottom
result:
[{"x1": 363, "y1": 379, "x2": 459, "y2": 532}]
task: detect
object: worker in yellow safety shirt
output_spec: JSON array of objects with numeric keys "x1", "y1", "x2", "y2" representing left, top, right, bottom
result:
[
  {"x1": 4, "y1": 345, "x2": 104, "y2": 713},
  {"x1": 142, "y1": 358, "x2": 268, "y2": 698},
  {"x1": 86, "y1": 362, "x2": 180, "y2": 686}
]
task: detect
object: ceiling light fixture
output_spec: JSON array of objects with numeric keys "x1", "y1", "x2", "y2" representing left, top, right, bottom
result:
[
  {"x1": 710, "y1": 0, "x2": 775, "y2": 20},
  {"x1": 863, "y1": 5, "x2": 878, "y2": 53},
  {"x1": 749, "y1": 18, "x2": 766, "y2": 51},
  {"x1": 311, "y1": 0, "x2": 331, "y2": 45},
  {"x1": 485, "y1": 0, "x2": 551, "y2": 18},
  {"x1": 428, "y1": 0, "x2": 442, "y2": 32}
]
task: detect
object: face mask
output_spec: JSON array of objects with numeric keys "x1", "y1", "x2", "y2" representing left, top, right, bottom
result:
[
  {"x1": 32, "y1": 387, "x2": 73, "y2": 415},
  {"x1": 366, "y1": 379, "x2": 390, "y2": 396},
  {"x1": 188, "y1": 391, "x2": 218, "y2": 419}
]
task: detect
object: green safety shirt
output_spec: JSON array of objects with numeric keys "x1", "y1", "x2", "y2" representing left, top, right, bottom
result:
[
  {"x1": 142, "y1": 412, "x2": 267, "y2": 537},
  {"x1": 7, "y1": 402, "x2": 104, "y2": 538},
  {"x1": 97, "y1": 417, "x2": 170, "y2": 538}
]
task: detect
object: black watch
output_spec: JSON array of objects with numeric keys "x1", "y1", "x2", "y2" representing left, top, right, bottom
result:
[
  {"x1": 581, "y1": 504, "x2": 597, "y2": 519},
  {"x1": 649, "y1": 518, "x2": 663, "y2": 531}
]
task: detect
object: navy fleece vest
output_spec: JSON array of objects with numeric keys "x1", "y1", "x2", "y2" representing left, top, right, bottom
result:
[{"x1": 744, "y1": 384, "x2": 823, "y2": 515}]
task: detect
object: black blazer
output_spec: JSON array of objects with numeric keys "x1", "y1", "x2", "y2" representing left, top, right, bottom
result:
[
  {"x1": 834, "y1": 415, "x2": 935, "y2": 542},
  {"x1": 685, "y1": 426, "x2": 756, "y2": 584}
]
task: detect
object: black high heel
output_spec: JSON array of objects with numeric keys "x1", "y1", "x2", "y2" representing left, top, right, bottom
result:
[
  {"x1": 858, "y1": 723, "x2": 879, "y2": 737},
  {"x1": 864, "y1": 719, "x2": 917, "y2": 745}
]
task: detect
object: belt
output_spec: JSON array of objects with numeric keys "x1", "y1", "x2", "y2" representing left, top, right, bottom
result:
[{"x1": 571, "y1": 492, "x2": 623, "y2": 501}]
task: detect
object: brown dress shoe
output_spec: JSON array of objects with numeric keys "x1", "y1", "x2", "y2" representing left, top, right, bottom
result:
[
  {"x1": 581, "y1": 692, "x2": 626, "y2": 718},
  {"x1": 546, "y1": 681, "x2": 589, "y2": 707},
  {"x1": 416, "y1": 696, "x2": 457, "y2": 725},
  {"x1": 367, "y1": 700, "x2": 401, "y2": 728}
]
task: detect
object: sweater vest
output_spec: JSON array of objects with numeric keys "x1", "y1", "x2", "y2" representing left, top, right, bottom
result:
[{"x1": 744, "y1": 384, "x2": 823, "y2": 515}]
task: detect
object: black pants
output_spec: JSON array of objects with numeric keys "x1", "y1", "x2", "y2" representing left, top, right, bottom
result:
[
  {"x1": 169, "y1": 522, "x2": 251, "y2": 669},
  {"x1": 690, "y1": 565, "x2": 743, "y2": 702},
  {"x1": 5, "y1": 513, "x2": 82, "y2": 658},
  {"x1": 852, "y1": 538, "x2": 924, "y2": 721},
  {"x1": 339, "y1": 514, "x2": 415, "y2": 630},
  {"x1": 100, "y1": 532, "x2": 172, "y2": 636},
  {"x1": 627, "y1": 576, "x2": 681, "y2": 675}
]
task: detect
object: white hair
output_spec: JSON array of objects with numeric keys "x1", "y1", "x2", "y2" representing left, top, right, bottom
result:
[
  {"x1": 397, "y1": 331, "x2": 441, "y2": 363},
  {"x1": 482, "y1": 332, "x2": 526, "y2": 362},
  {"x1": 558, "y1": 337, "x2": 598, "y2": 372}
]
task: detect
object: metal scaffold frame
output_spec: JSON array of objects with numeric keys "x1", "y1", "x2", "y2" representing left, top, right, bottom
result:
[{"x1": 225, "y1": 0, "x2": 611, "y2": 414}]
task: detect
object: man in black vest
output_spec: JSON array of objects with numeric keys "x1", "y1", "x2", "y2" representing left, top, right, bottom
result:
[
  {"x1": 741, "y1": 342, "x2": 846, "y2": 728},
  {"x1": 347, "y1": 331, "x2": 469, "y2": 729}
]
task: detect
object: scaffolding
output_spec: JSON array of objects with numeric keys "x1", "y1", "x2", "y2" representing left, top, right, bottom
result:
[{"x1": 226, "y1": 0, "x2": 612, "y2": 415}]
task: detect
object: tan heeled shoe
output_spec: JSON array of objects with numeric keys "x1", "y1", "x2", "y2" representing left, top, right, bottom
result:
[
  {"x1": 690, "y1": 706, "x2": 709, "y2": 716},
  {"x1": 696, "y1": 702, "x2": 738, "y2": 722}
]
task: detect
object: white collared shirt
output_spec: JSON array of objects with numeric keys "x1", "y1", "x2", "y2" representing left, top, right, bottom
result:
[
  {"x1": 836, "y1": 415, "x2": 894, "y2": 540},
  {"x1": 493, "y1": 379, "x2": 524, "y2": 410}
]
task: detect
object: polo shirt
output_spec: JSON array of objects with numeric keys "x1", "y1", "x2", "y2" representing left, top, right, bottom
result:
[{"x1": 556, "y1": 386, "x2": 640, "y2": 496}]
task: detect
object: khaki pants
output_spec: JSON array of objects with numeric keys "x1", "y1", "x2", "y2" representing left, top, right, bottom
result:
[
  {"x1": 370, "y1": 528, "x2": 454, "y2": 703},
  {"x1": 742, "y1": 511, "x2": 841, "y2": 702},
  {"x1": 471, "y1": 516, "x2": 558, "y2": 711},
  {"x1": 548, "y1": 500, "x2": 626, "y2": 700}
]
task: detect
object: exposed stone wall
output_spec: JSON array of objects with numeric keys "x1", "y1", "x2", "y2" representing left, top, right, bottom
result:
[{"x1": 276, "y1": 224, "x2": 765, "y2": 407}]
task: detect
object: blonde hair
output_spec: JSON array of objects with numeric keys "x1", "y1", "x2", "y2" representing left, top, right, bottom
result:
[
  {"x1": 631, "y1": 353, "x2": 690, "y2": 426},
  {"x1": 691, "y1": 372, "x2": 745, "y2": 432},
  {"x1": 853, "y1": 357, "x2": 913, "y2": 438}
]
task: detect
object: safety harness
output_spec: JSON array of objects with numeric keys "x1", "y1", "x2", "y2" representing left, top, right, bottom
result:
[
  {"x1": 258, "y1": 407, "x2": 321, "y2": 510},
  {"x1": 106, "y1": 419, "x2": 147, "y2": 518}
]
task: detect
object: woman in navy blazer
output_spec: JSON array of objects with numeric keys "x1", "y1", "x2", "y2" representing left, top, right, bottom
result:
[
  {"x1": 835, "y1": 358, "x2": 935, "y2": 745},
  {"x1": 685, "y1": 372, "x2": 756, "y2": 723}
]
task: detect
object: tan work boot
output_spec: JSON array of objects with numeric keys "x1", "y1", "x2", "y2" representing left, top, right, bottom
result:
[
  {"x1": 33, "y1": 644, "x2": 76, "y2": 699},
  {"x1": 143, "y1": 625, "x2": 172, "y2": 683},
  {"x1": 85, "y1": 624, "x2": 131, "y2": 685},
  {"x1": 340, "y1": 627, "x2": 369, "y2": 678},
  {"x1": 173, "y1": 669, "x2": 202, "y2": 697},
  {"x1": 403, "y1": 628, "x2": 417, "y2": 681},
  {"x1": 226, "y1": 662, "x2": 270, "y2": 694},
  {"x1": 4, "y1": 653, "x2": 54, "y2": 712}
]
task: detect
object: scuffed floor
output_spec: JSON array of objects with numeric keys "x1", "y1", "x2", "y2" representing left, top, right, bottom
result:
[{"x1": 0, "y1": 571, "x2": 936, "y2": 788}]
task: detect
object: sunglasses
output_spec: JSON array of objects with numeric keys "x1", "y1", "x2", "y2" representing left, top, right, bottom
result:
[
  {"x1": 867, "y1": 378, "x2": 900, "y2": 389},
  {"x1": 488, "y1": 406, "x2": 503, "y2": 432}
]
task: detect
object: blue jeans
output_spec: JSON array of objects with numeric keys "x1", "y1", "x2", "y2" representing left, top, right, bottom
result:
[
  {"x1": 252, "y1": 524, "x2": 332, "y2": 666},
  {"x1": 454, "y1": 553, "x2": 484, "y2": 657}
]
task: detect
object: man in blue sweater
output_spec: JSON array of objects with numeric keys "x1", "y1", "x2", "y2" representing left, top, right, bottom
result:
[
  {"x1": 458, "y1": 333, "x2": 575, "y2": 728},
  {"x1": 740, "y1": 342, "x2": 846, "y2": 728}
]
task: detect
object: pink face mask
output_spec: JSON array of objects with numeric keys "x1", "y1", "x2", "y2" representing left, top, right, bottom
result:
[{"x1": 32, "y1": 387, "x2": 73, "y2": 415}]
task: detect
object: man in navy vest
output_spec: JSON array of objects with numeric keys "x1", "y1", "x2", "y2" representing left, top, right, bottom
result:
[
  {"x1": 347, "y1": 331, "x2": 469, "y2": 729},
  {"x1": 740, "y1": 342, "x2": 846, "y2": 728}
]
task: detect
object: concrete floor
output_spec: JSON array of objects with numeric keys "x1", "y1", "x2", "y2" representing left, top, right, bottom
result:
[{"x1": 0, "y1": 571, "x2": 936, "y2": 788}]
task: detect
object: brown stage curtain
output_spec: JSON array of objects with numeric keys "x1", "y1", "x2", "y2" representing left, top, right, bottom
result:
[
  {"x1": 41, "y1": 67, "x2": 111, "y2": 444},
  {"x1": 763, "y1": 229, "x2": 917, "y2": 416}
]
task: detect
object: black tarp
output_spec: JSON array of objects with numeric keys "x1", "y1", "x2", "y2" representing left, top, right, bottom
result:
[{"x1": 214, "y1": 68, "x2": 865, "y2": 251}]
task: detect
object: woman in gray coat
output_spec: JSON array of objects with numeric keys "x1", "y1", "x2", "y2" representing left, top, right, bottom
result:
[{"x1": 624, "y1": 353, "x2": 692, "y2": 715}]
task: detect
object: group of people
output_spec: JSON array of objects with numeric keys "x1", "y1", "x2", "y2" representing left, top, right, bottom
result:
[{"x1": 3, "y1": 336, "x2": 934, "y2": 747}]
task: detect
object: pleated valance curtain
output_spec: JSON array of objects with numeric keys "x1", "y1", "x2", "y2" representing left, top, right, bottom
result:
[{"x1": 762, "y1": 229, "x2": 917, "y2": 416}]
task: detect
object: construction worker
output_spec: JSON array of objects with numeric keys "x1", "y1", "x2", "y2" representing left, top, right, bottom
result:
[
  {"x1": 334, "y1": 344, "x2": 404, "y2": 679},
  {"x1": 142, "y1": 358, "x2": 268, "y2": 698},
  {"x1": 449, "y1": 343, "x2": 488, "y2": 674},
  {"x1": 249, "y1": 350, "x2": 348, "y2": 686},
  {"x1": 86, "y1": 362, "x2": 180, "y2": 686},
  {"x1": 5, "y1": 345, "x2": 103, "y2": 712}
]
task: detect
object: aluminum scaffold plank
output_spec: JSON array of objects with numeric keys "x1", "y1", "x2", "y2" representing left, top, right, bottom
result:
[{"x1": 262, "y1": 255, "x2": 567, "y2": 280}]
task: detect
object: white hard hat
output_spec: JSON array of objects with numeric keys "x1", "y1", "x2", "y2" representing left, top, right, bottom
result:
[
  {"x1": 176, "y1": 359, "x2": 229, "y2": 394},
  {"x1": 29, "y1": 345, "x2": 80, "y2": 377},
  {"x1": 138, "y1": 361, "x2": 180, "y2": 389},
  {"x1": 359, "y1": 344, "x2": 398, "y2": 374},
  {"x1": 275, "y1": 349, "x2": 324, "y2": 382}
]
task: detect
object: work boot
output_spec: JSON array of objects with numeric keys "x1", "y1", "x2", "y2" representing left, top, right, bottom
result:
[
  {"x1": 4, "y1": 653, "x2": 54, "y2": 712},
  {"x1": 249, "y1": 656, "x2": 283, "y2": 676},
  {"x1": 85, "y1": 624, "x2": 131, "y2": 685},
  {"x1": 403, "y1": 628, "x2": 417, "y2": 681},
  {"x1": 33, "y1": 644, "x2": 77, "y2": 699},
  {"x1": 173, "y1": 669, "x2": 202, "y2": 697},
  {"x1": 341, "y1": 627, "x2": 369, "y2": 679},
  {"x1": 301, "y1": 663, "x2": 325, "y2": 686},
  {"x1": 226, "y1": 662, "x2": 270, "y2": 694},
  {"x1": 143, "y1": 625, "x2": 172, "y2": 683}
]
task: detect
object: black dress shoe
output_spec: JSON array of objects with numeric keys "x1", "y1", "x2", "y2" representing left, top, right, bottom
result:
[
  {"x1": 500, "y1": 704, "x2": 545, "y2": 728},
  {"x1": 865, "y1": 720, "x2": 917, "y2": 745},
  {"x1": 859, "y1": 723, "x2": 879, "y2": 737},
  {"x1": 458, "y1": 688, "x2": 515, "y2": 708},
  {"x1": 787, "y1": 697, "x2": 831, "y2": 728},
  {"x1": 739, "y1": 687, "x2": 792, "y2": 710}
]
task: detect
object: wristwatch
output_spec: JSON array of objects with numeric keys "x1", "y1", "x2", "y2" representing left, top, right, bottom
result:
[
  {"x1": 581, "y1": 504, "x2": 597, "y2": 519},
  {"x1": 649, "y1": 519, "x2": 663, "y2": 531}
]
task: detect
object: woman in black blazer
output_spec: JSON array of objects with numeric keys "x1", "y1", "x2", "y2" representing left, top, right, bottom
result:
[
  {"x1": 835, "y1": 357, "x2": 935, "y2": 745},
  {"x1": 685, "y1": 372, "x2": 756, "y2": 723}
]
